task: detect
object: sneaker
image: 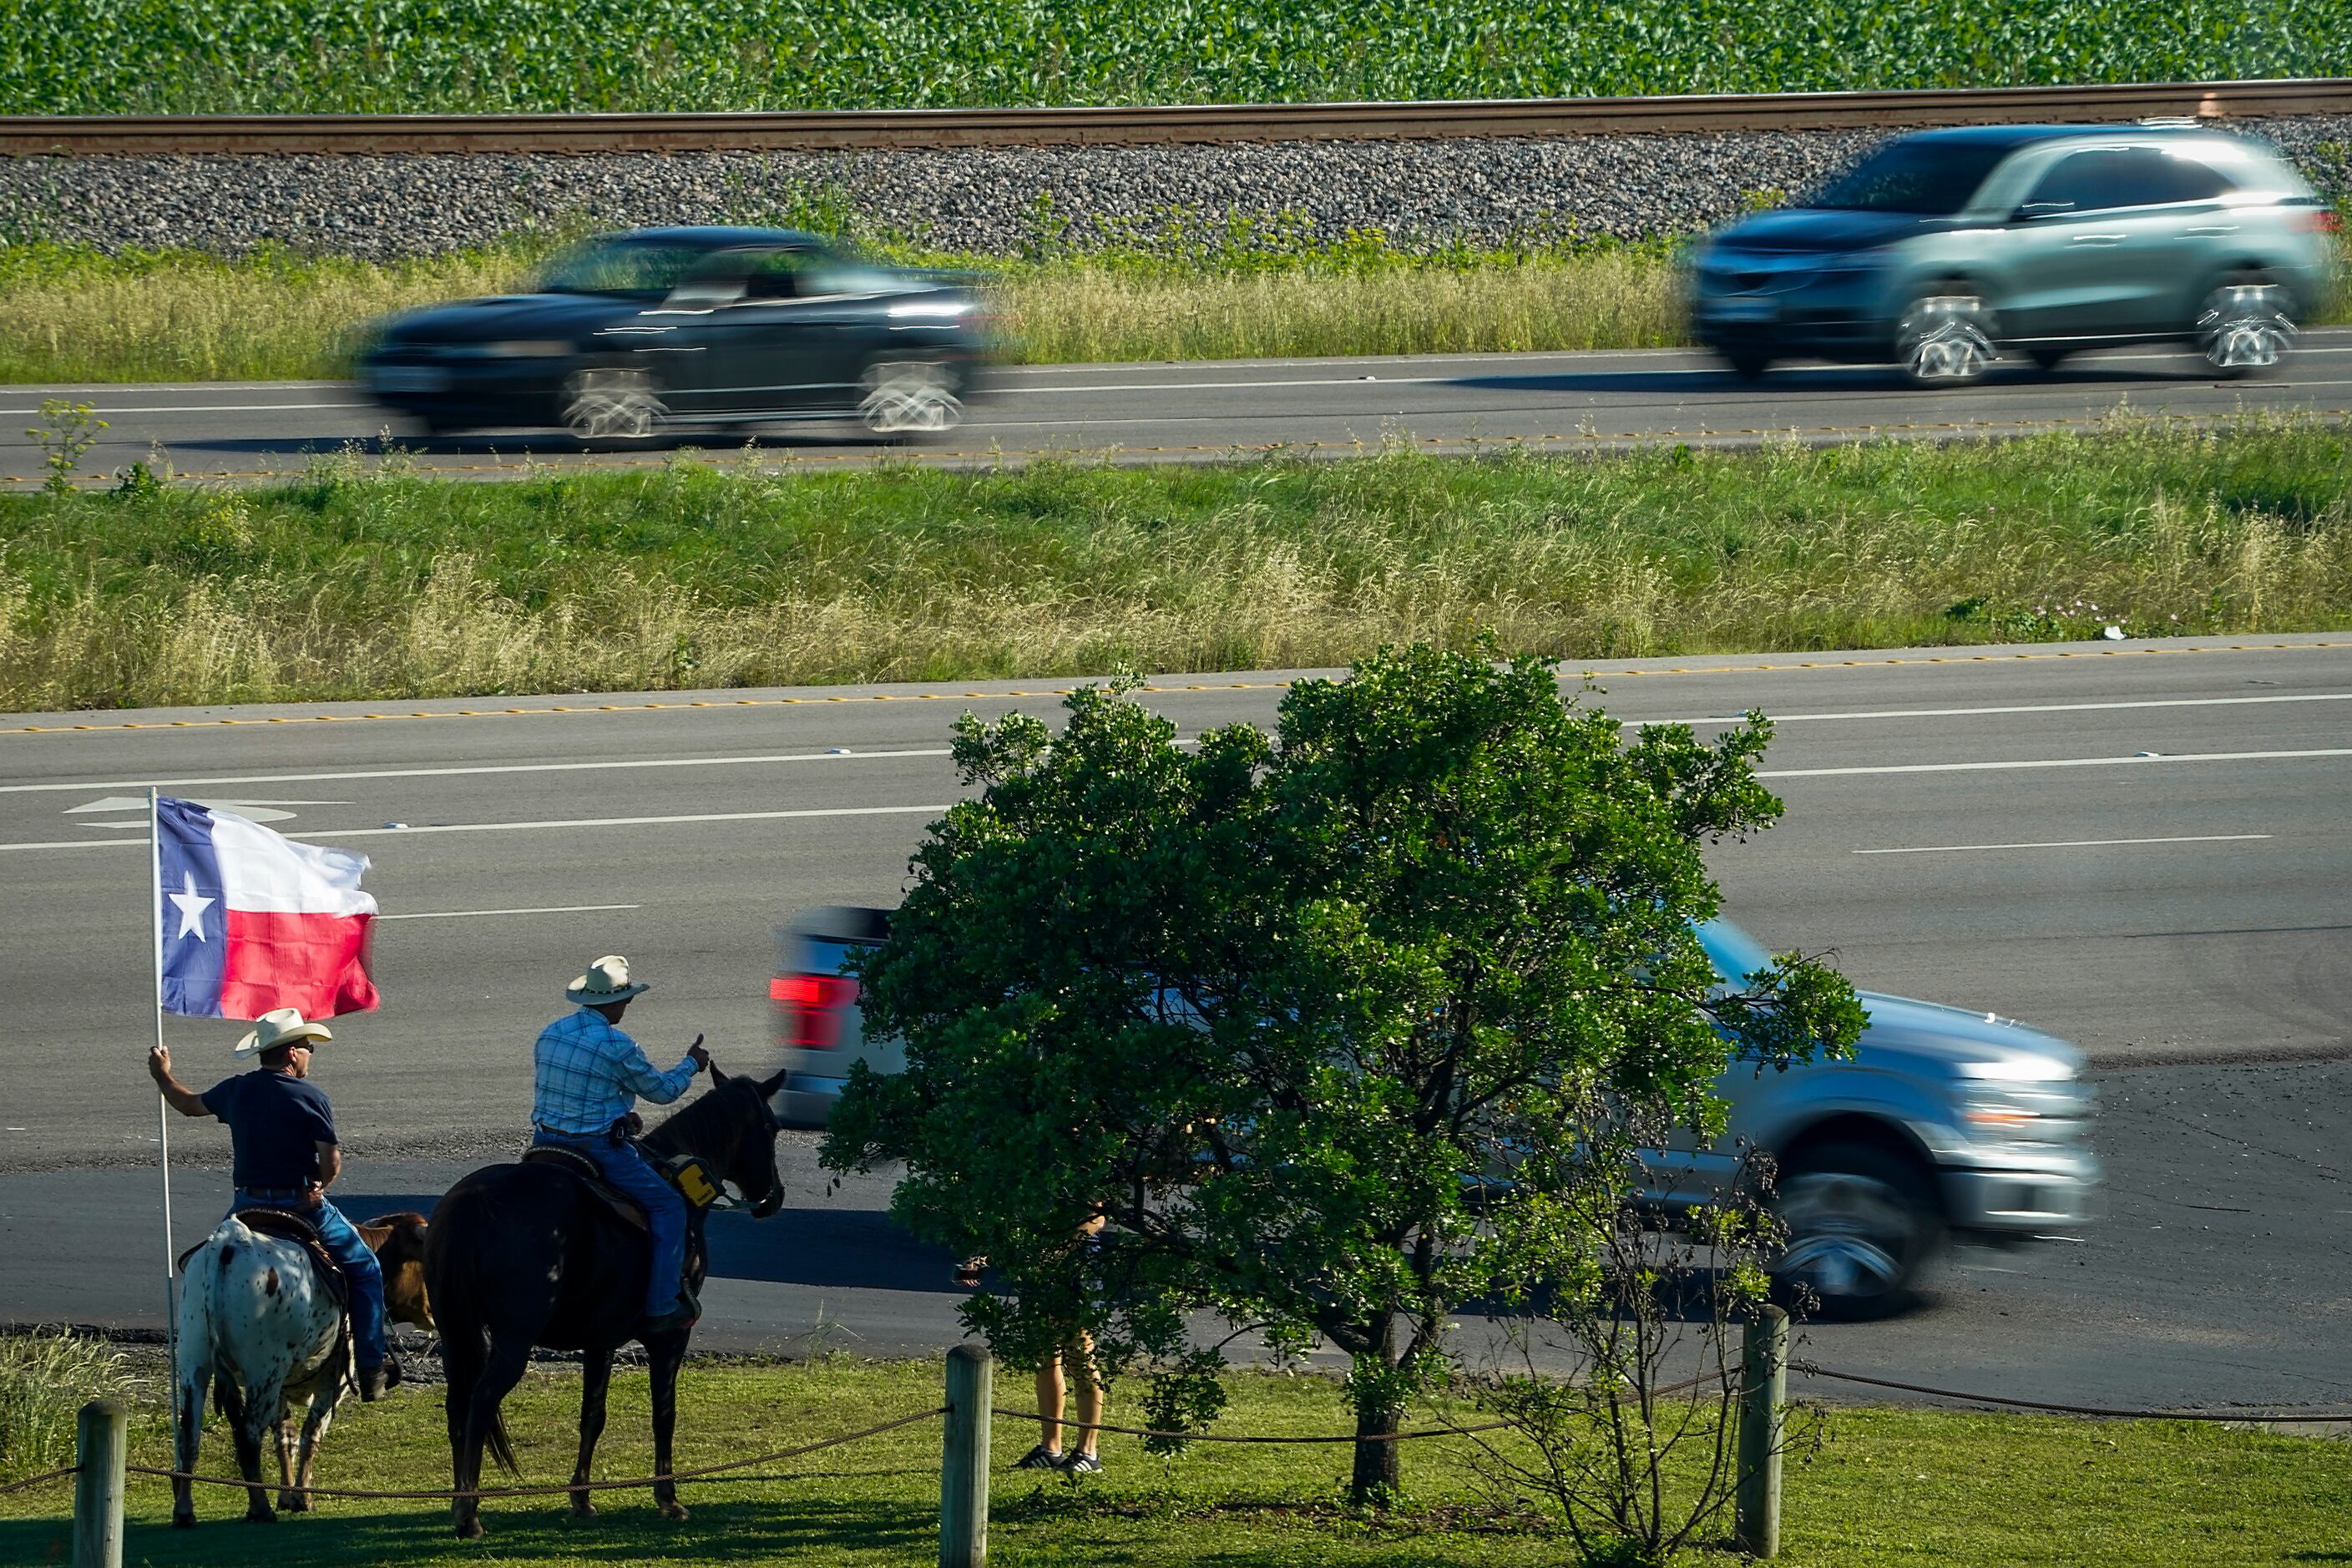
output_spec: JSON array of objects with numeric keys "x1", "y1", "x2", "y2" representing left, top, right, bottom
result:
[
  {"x1": 1014, "y1": 1444, "x2": 1063, "y2": 1471},
  {"x1": 1059, "y1": 1450, "x2": 1103, "y2": 1475}
]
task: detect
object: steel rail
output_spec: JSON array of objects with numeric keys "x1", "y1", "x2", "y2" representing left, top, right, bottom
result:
[{"x1": 4, "y1": 77, "x2": 2351, "y2": 157}]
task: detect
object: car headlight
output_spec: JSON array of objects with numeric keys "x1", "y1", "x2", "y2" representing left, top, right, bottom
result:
[
  {"x1": 478, "y1": 340, "x2": 571, "y2": 358},
  {"x1": 1955, "y1": 1064, "x2": 2087, "y2": 1141}
]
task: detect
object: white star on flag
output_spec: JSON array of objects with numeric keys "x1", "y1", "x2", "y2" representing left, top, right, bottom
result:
[{"x1": 168, "y1": 871, "x2": 214, "y2": 941}]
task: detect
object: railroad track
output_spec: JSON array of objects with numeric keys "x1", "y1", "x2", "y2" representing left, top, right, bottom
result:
[{"x1": 4, "y1": 77, "x2": 2350, "y2": 156}]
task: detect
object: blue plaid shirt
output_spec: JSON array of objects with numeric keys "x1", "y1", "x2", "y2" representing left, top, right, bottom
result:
[{"x1": 531, "y1": 1008, "x2": 699, "y2": 1136}]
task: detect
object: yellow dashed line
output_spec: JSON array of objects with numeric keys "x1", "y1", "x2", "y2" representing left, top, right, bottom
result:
[{"x1": 4, "y1": 645, "x2": 2345, "y2": 736}]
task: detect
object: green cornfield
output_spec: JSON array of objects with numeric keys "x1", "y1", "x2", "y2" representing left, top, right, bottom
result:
[{"x1": 0, "y1": 1, "x2": 2345, "y2": 114}]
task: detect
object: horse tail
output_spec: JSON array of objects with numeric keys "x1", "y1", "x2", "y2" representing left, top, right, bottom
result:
[{"x1": 422, "y1": 1190, "x2": 519, "y2": 1477}]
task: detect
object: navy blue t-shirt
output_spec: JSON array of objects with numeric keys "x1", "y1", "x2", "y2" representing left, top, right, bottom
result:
[{"x1": 202, "y1": 1070, "x2": 338, "y2": 1189}]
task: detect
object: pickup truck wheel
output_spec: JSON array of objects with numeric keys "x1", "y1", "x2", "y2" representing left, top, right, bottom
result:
[{"x1": 1772, "y1": 1142, "x2": 1940, "y2": 1318}]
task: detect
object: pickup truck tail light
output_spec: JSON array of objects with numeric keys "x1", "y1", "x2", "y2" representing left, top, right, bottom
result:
[
  {"x1": 771, "y1": 973, "x2": 859, "y2": 1049},
  {"x1": 2295, "y1": 209, "x2": 2343, "y2": 234}
]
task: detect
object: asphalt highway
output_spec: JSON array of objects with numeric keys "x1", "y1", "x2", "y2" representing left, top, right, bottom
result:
[
  {"x1": 8, "y1": 332, "x2": 2352, "y2": 486},
  {"x1": 2, "y1": 634, "x2": 2349, "y2": 1410}
]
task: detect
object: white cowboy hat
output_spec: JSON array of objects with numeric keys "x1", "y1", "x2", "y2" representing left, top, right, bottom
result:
[
  {"x1": 567, "y1": 954, "x2": 649, "y2": 1004},
  {"x1": 234, "y1": 1006, "x2": 333, "y2": 1057}
]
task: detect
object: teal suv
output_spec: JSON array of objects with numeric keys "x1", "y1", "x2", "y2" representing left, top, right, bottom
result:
[{"x1": 1691, "y1": 124, "x2": 2339, "y2": 386}]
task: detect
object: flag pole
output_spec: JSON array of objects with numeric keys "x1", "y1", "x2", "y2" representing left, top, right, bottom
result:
[{"x1": 149, "y1": 787, "x2": 178, "y2": 1374}]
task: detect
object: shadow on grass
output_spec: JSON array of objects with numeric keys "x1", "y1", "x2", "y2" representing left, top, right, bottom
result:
[{"x1": 3, "y1": 1495, "x2": 933, "y2": 1567}]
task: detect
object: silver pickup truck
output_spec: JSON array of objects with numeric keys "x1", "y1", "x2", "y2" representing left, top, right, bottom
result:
[{"x1": 769, "y1": 905, "x2": 2099, "y2": 1313}]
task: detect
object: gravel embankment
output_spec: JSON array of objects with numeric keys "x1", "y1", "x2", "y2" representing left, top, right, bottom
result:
[{"x1": 5, "y1": 119, "x2": 2349, "y2": 260}]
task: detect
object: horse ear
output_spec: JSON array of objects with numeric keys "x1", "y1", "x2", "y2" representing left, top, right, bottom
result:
[
  {"x1": 761, "y1": 1068, "x2": 787, "y2": 1097},
  {"x1": 708, "y1": 1063, "x2": 729, "y2": 1086}
]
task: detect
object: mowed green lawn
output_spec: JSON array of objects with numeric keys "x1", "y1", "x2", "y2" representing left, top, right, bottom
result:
[{"x1": 2, "y1": 1359, "x2": 2346, "y2": 1567}]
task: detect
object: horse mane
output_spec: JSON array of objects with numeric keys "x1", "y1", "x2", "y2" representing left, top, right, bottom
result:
[{"x1": 641, "y1": 1075, "x2": 757, "y2": 1159}]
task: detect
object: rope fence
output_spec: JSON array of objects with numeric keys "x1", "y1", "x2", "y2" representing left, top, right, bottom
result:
[
  {"x1": 12, "y1": 1353, "x2": 2349, "y2": 1537},
  {"x1": 1789, "y1": 1363, "x2": 2352, "y2": 1424}
]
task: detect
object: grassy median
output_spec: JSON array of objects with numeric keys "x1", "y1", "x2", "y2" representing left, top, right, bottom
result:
[
  {"x1": 3, "y1": 418, "x2": 2349, "y2": 712},
  {"x1": 2, "y1": 1349, "x2": 2345, "y2": 1566}
]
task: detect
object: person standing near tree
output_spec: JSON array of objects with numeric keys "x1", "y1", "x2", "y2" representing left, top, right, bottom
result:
[{"x1": 1004, "y1": 1213, "x2": 1108, "y2": 1474}]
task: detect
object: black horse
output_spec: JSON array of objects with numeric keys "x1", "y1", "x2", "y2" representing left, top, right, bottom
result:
[{"x1": 423, "y1": 1067, "x2": 787, "y2": 1538}]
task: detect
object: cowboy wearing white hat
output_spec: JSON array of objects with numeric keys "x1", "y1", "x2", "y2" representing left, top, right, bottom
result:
[
  {"x1": 149, "y1": 1007, "x2": 401, "y2": 1399},
  {"x1": 529, "y1": 956, "x2": 711, "y2": 1333}
]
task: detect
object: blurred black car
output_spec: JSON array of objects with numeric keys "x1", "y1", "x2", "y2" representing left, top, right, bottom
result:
[{"x1": 359, "y1": 226, "x2": 997, "y2": 440}]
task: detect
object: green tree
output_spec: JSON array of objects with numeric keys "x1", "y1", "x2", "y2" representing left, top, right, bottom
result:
[{"x1": 822, "y1": 641, "x2": 1864, "y2": 1503}]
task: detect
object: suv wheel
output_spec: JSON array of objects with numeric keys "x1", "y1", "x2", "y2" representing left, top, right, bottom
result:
[
  {"x1": 858, "y1": 361, "x2": 963, "y2": 438},
  {"x1": 1771, "y1": 1141, "x2": 1940, "y2": 1318},
  {"x1": 1895, "y1": 291, "x2": 1996, "y2": 387},
  {"x1": 1723, "y1": 348, "x2": 1773, "y2": 382},
  {"x1": 2196, "y1": 275, "x2": 2296, "y2": 378},
  {"x1": 564, "y1": 367, "x2": 665, "y2": 443}
]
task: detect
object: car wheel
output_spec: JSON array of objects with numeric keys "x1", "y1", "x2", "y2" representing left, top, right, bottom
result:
[
  {"x1": 1894, "y1": 290, "x2": 1996, "y2": 387},
  {"x1": 858, "y1": 361, "x2": 963, "y2": 438},
  {"x1": 564, "y1": 367, "x2": 665, "y2": 443},
  {"x1": 2195, "y1": 274, "x2": 2296, "y2": 378},
  {"x1": 1723, "y1": 349, "x2": 1774, "y2": 382},
  {"x1": 2026, "y1": 347, "x2": 2069, "y2": 373},
  {"x1": 1770, "y1": 1141, "x2": 1940, "y2": 1319}
]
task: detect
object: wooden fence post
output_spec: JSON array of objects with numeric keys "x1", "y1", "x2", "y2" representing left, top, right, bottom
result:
[
  {"x1": 72, "y1": 1398, "x2": 125, "y2": 1568},
  {"x1": 1735, "y1": 1305, "x2": 1788, "y2": 1559},
  {"x1": 940, "y1": 1343, "x2": 992, "y2": 1568}
]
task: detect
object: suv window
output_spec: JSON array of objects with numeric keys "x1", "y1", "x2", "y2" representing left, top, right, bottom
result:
[
  {"x1": 1810, "y1": 138, "x2": 2015, "y2": 215},
  {"x1": 2022, "y1": 146, "x2": 2234, "y2": 216}
]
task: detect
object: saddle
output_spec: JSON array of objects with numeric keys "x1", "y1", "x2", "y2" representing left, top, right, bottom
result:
[
  {"x1": 522, "y1": 1145, "x2": 650, "y2": 1232},
  {"x1": 176, "y1": 1207, "x2": 352, "y2": 1311},
  {"x1": 519, "y1": 1145, "x2": 728, "y2": 1233}
]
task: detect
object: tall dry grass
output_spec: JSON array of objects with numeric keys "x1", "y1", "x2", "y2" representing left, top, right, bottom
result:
[
  {"x1": 0, "y1": 1332, "x2": 144, "y2": 1479},
  {"x1": 3, "y1": 418, "x2": 2349, "y2": 711},
  {"x1": 0, "y1": 248, "x2": 537, "y2": 383},
  {"x1": 0, "y1": 243, "x2": 1681, "y2": 383}
]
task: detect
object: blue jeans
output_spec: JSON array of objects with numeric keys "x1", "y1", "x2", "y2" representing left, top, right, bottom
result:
[
  {"x1": 532, "y1": 1130, "x2": 689, "y2": 1318},
  {"x1": 229, "y1": 1195, "x2": 387, "y2": 1370}
]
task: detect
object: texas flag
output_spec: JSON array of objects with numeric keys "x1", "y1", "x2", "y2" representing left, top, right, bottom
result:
[{"x1": 156, "y1": 797, "x2": 379, "y2": 1020}]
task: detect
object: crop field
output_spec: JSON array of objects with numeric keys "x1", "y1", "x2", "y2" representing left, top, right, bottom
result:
[{"x1": 0, "y1": 0, "x2": 2344, "y2": 115}]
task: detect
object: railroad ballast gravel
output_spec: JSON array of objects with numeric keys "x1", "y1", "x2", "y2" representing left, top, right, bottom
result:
[{"x1": 3, "y1": 119, "x2": 2348, "y2": 260}]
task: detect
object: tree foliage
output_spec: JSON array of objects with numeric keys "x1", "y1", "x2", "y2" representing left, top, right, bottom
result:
[{"x1": 822, "y1": 641, "x2": 1864, "y2": 1501}]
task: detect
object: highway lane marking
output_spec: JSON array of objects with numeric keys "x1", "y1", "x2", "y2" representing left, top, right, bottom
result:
[
  {"x1": 1764, "y1": 746, "x2": 2352, "y2": 778},
  {"x1": 377, "y1": 903, "x2": 641, "y2": 920},
  {"x1": 6, "y1": 642, "x2": 2348, "y2": 735},
  {"x1": 1854, "y1": 833, "x2": 2274, "y2": 855},
  {"x1": 6, "y1": 691, "x2": 2344, "y2": 794},
  {"x1": 0, "y1": 747, "x2": 957, "y2": 794},
  {"x1": 3, "y1": 746, "x2": 2348, "y2": 849},
  {"x1": 1672, "y1": 692, "x2": 2352, "y2": 725},
  {"x1": 22, "y1": 344, "x2": 2352, "y2": 415},
  {"x1": 0, "y1": 802, "x2": 952, "y2": 852}
]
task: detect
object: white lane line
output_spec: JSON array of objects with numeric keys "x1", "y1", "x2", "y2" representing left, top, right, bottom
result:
[
  {"x1": 0, "y1": 801, "x2": 951, "y2": 852},
  {"x1": 1854, "y1": 833, "x2": 2273, "y2": 855},
  {"x1": 377, "y1": 902, "x2": 641, "y2": 920},
  {"x1": 1657, "y1": 692, "x2": 2352, "y2": 725},
  {"x1": 0, "y1": 747, "x2": 954, "y2": 795},
  {"x1": 1762, "y1": 746, "x2": 2352, "y2": 778}
]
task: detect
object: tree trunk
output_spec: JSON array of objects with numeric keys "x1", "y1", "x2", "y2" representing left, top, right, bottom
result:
[{"x1": 1349, "y1": 1399, "x2": 1401, "y2": 1505}]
